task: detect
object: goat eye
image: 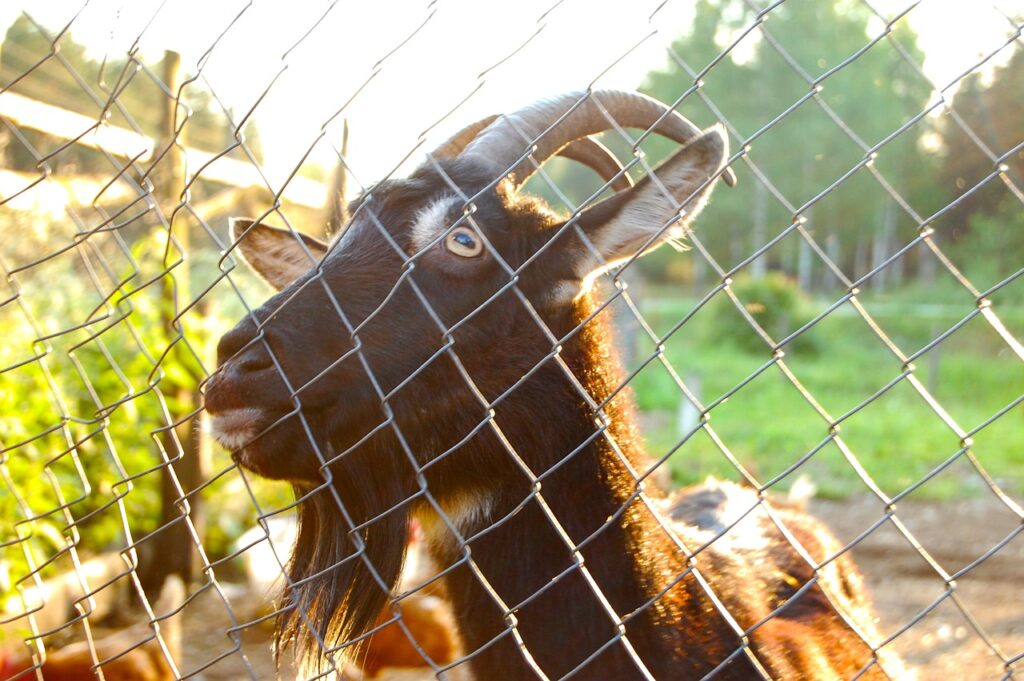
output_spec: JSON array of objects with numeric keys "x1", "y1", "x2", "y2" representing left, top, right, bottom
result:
[{"x1": 445, "y1": 228, "x2": 483, "y2": 258}]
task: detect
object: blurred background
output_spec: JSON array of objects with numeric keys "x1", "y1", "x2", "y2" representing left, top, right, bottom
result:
[{"x1": 0, "y1": 1, "x2": 1021, "y2": 679}]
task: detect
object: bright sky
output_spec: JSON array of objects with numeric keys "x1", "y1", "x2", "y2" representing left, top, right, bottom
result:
[{"x1": 1, "y1": 0, "x2": 1021, "y2": 193}]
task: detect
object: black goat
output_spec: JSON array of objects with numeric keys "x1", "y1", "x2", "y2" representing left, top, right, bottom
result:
[{"x1": 206, "y1": 90, "x2": 899, "y2": 680}]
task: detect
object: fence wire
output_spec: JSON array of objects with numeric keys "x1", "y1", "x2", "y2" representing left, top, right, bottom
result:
[{"x1": 1, "y1": 1, "x2": 1022, "y2": 680}]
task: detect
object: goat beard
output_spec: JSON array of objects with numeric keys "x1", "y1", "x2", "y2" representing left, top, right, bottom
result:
[{"x1": 275, "y1": 441, "x2": 411, "y2": 675}]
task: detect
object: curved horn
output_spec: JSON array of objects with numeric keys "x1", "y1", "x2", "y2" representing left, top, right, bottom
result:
[
  {"x1": 430, "y1": 115, "x2": 500, "y2": 160},
  {"x1": 459, "y1": 90, "x2": 736, "y2": 189},
  {"x1": 431, "y1": 116, "x2": 632, "y2": 191},
  {"x1": 555, "y1": 136, "x2": 632, "y2": 192}
]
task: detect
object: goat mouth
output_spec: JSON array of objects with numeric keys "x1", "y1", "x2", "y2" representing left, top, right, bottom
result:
[
  {"x1": 207, "y1": 407, "x2": 324, "y2": 482},
  {"x1": 207, "y1": 407, "x2": 268, "y2": 455}
]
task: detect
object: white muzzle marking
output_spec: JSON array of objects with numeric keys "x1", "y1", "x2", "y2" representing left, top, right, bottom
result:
[{"x1": 207, "y1": 408, "x2": 264, "y2": 450}]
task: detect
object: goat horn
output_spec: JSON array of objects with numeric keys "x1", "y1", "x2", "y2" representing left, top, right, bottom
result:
[
  {"x1": 459, "y1": 90, "x2": 737, "y2": 189},
  {"x1": 430, "y1": 115, "x2": 500, "y2": 160},
  {"x1": 432, "y1": 116, "x2": 632, "y2": 192},
  {"x1": 556, "y1": 136, "x2": 632, "y2": 192}
]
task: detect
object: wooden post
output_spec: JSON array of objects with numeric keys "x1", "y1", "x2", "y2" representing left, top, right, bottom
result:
[
  {"x1": 927, "y1": 319, "x2": 942, "y2": 396},
  {"x1": 825, "y1": 233, "x2": 840, "y2": 294},
  {"x1": 798, "y1": 237, "x2": 812, "y2": 290},
  {"x1": 614, "y1": 275, "x2": 643, "y2": 372},
  {"x1": 142, "y1": 50, "x2": 206, "y2": 594},
  {"x1": 677, "y1": 374, "x2": 702, "y2": 438}
]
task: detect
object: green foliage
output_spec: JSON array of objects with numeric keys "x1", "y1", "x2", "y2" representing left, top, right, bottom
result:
[
  {"x1": 0, "y1": 215, "x2": 281, "y2": 606},
  {"x1": 704, "y1": 271, "x2": 820, "y2": 354},
  {"x1": 631, "y1": 293, "x2": 1024, "y2": 500},
  {"x1": 538, "y1": 0, "x2": 937, "y2": 286},
  {"x1": 644, "y1": 1, "x2": 934, "y2": 279},
  {"x1": 1, "y1": 236, "x2": 167, "y2": 579},
  {"x1": 0, "y1": 20, "x2": 286, "y2": 607},
  {"x1": 938, "y1": 47, "x2": 1024, "y2": 232},
  {"x1": 948, "y1": 196, "x2": 1024, "y2": 289}
]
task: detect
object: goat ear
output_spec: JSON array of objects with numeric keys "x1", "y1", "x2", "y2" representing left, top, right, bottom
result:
[
  {"x1": 574, "y1": 125, "x2": 727, "y2": 276},
  {"x1": 229, "y1": 218, "x2": 328, "y2": 291}
]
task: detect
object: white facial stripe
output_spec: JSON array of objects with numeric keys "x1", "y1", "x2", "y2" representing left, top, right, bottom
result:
[{"x1": 410, "y1": 196, "x2": 460, "y2": 254}]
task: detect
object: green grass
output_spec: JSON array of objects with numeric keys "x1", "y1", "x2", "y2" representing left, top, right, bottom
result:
[{"x1": 625, "y1": 293, "x2": 1024, "y2": 501}]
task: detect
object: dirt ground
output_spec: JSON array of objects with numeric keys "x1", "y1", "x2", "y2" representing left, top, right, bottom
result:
[
  {"x1": 177, "y1": 496, "x2": 1022, "y2": 680},
  {"x1": 811, "y1": 495, "x2": 1023, "y2": 680}
]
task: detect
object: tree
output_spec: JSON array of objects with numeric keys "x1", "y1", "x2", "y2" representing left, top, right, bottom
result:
[
  {"x1": 538, "y1": 1, "x2": 935, "y2": 290},
  {"x1": 938, "y1": 45, "x2": 1024, "y2": 239}
]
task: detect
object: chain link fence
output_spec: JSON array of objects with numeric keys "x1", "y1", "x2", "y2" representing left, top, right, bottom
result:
[{"x1": 1, "y1": 1, "x2": 1022, "y2": 679}]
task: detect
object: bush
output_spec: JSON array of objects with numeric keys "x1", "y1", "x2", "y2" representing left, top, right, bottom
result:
[
  {"x1": 705, "y1": 271, "x2": 820, "y2": 355},
  {"x1": 0, "y1": 225, "x2": 280, "y2": 609},
  {"x1": 950, "y1": 197, "x2": 1024, "y2": 289}
]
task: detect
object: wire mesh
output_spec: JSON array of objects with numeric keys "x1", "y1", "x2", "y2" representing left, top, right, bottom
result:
[{"x1": 1, "y1": 1, "x2": 1022, "y2": 679}]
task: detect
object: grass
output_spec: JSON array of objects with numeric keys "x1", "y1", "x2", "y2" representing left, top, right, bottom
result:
[{"x1": 623, "y1": 290, "x2": 1024, "y2": 501}]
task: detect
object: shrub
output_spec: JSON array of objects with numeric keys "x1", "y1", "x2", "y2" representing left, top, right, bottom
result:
[{"x1": 705, "y1": 271, "x2": 820, "y2": 355}]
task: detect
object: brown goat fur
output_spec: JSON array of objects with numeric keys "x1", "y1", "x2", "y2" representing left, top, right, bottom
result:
[{"x1": 206, "y1": 93, "x2": 898, "y2": 679}]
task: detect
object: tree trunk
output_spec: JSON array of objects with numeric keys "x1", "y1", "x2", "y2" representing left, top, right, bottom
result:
[
  {"x1": 872, "y1": 202, "x2": 897, "y2": 292},
  {"x1": 797, "y1": 206, "x2": 814, "y2": 290},
  {"x1": 825, "y1": 232, "x2": 841, "y2": 293},
  {"x1": 751, "y1": 180, "x2": 768, "y2": 279}
]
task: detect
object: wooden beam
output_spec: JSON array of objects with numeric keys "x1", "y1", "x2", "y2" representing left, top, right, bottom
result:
[{"x1": 0, "y1": 90, "x2": 326, "y2": 208}]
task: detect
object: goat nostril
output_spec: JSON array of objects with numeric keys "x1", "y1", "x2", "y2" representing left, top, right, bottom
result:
[
  {"x1": 217, "y1": 320, "x2": 259, "y2": 366},
  {"x1": 237, "y1": 355, "x2": 273, "y2": 373}
]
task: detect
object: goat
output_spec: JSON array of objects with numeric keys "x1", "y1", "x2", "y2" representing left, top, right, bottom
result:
[
  {"x1": 205, "y1": 90, "x2": 898, "y2": 679},
  {"x1": 2, "y1": 576, "x2": 183, "y2": 681}
]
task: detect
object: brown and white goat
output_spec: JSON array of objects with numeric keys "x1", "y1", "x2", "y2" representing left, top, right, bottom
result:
[{"x1": 205, "y1": 91, "x2": 897, "y2": 679}]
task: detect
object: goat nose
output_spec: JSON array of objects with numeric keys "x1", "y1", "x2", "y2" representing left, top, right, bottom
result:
[
  {"x1": 217, "y1": 321, "x2": 276, "y2": 377},
  {"x1": 217, "y1": 320, "x2": 257, "y2": 366},
  {"x1": 216, "y1": 323, "x2": 272, "y2": 374}
]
